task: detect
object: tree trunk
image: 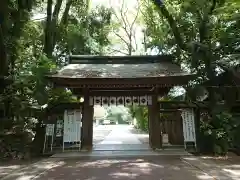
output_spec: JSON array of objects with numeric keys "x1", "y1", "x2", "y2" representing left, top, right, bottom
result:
[
  {"x1": 43, "y1": 0, "x2": 53, "y2": 58},
  {"x1": 31, "y1": 121, "x2": 46, "y2": 156}
]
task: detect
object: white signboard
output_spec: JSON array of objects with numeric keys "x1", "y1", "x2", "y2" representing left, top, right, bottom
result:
[
  {"x1": 63, "y1": 110, "x2": 81, "y2": 143},
  {"x1": 46, "y1": 124, "x2": 55, "y2": 136},
  {"x1": 181, "y1": 108, "x2": 196, "y2": 149}
]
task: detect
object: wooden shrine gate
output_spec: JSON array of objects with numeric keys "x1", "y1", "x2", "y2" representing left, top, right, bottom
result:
[
  {"x1": 46, "y1": 55, "x2": 195, "y2": 151},
  {"x1": 80, "y1": 93, "x2": 161, "y2": 150}
]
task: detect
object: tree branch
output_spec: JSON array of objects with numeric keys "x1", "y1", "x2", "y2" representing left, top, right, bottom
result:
[
  {"x1": 51, "y1": 0, "x2": 63, "y2": 51},
  {"x1": 152, "y1": 0, "x2": 187, "y2": 51},
  {"x1": 199, "y1": 0, "x2": 217, "y2": 43},
  {"x1": 60, "y1": 0, "x2": 73, "y2": 25},
  {"x1": 119, "y1": 4, "x2": 132, "y2": 42},
  {"x1": 108, "y1": 48, "x2": 129, "y2": 55},
  {"x1": 112, "y1": 31, "x2": 132, "y2": 52},
  {"x1": 216, "y1": 62, "x2": 240, "y2": 80},
  {"x1": 0, "y1": 25, "x2": 7, "y2": 77},
  {"x1": 112, "y1": 0, "x2": 141, "y2": 55},
  {"x1": 43, "y1": 0, "x2": 53, "y2": 58}
]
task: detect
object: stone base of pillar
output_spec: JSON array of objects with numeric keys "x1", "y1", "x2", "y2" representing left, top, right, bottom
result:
[{"x1": 81, "y1": 145, "x2": 93, "y2": 151}]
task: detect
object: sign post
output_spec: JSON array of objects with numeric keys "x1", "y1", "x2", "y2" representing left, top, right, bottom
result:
[{"x1": 181, "y1": 108, "x2": 196, "y2": 150}]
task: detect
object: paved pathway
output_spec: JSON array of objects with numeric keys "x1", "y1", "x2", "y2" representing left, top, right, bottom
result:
[
  {"x1": 4, "y1": 154, "x2": 240, "y2": 180},
  {"x1": 93, "y1": 125, "x2": 113, "y2": 144},
  {"x1": 3, "y1": 126, "x2": 240, "y2": 179},
  {"x1": 2, "y1": 156, "x2": 214, "y2": 180},
  {"x1": 100, "y1": 125, "x2": 142, "y2": 144},
  {"x1": 93, "y1": 125, "x2": 149, "y2": 151}
]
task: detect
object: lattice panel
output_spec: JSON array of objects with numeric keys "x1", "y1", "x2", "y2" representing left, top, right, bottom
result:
[{"x1": 89, "y1": 96, "x2": 152, "y2": 106}]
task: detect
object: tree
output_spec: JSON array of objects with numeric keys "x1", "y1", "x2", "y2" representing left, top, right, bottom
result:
[
  {"x1": 150, "y1": 0, "x2": 240, "y2": 94},
  {"x1": 109, "y1": 0, "x2": 143, "y2": 55},
  {"x1": 0, "y1": 0, "x2": 114, "y2": 159},
  {"x1": 141, "y1": 0, "x2": 240, "y2": 154},
  {"x1": 0, "y1": 1, "x2": 39, "y2": 121}
]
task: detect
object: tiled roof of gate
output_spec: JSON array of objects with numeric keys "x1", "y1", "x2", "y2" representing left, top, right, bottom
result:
[{"x1": 48, "y1": 55, "x2": 191, "y2": 78}]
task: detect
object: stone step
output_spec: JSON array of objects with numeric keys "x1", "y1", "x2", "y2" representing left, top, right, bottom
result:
[{"x1": 51, "y1": 149, "x2": 190, "y2": 159}]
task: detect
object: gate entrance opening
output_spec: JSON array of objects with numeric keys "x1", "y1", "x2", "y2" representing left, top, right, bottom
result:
[
  {"x1": 45, "y1": 55, "x2": 194, "y2": 152},
  {"x1": 92, "y1": 96, "x2": 151, "y2": 151}
]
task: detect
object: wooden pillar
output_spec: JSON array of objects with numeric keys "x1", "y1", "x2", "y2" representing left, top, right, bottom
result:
[
  {"x1": 81, "y1": 92, "x2": 94, "y2": 150},
  {"x1": 148, "y1": 93, "x2": 162, "y2": 149}
]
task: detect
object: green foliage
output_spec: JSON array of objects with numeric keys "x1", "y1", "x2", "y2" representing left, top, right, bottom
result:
[
  {"x1": 144, "y1": 0, "x2": 240, "y2": 71},
  {"x1": 0, "y1": 0, "x2": 114, "y2": 159},
  {"x1": 141, "y1": 0, "x2": 240, "y2": 154},
  {"x1": 129, "y1": 106, "x2": 149, "y2": 132},
  {"x1": 199, "y1": 109, "x2": 240, "y2": 155},
  {"x1": 57, "y1": 5, "x2": 112, "y2": 58}
]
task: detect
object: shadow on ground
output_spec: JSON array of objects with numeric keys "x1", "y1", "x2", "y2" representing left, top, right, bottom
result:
[
  {"x1": 2, "y1": 155, "x2": 240, "y2": 180},
  {"x1": 30, "y1": 156, "x2": 213, "y2": 180},
  {"x1": 182, "y1": 155, "x2": 240, "y2": 180},
  {"x1": 128, "y1": 127, "x2": 149, "y2": 144},
  {"x1": 0, "y1": 159, "x2": 64, "y2": 180}
]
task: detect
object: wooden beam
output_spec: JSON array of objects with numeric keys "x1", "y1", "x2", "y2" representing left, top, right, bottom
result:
[
  {"x1": 69, "y1": 54, "x2": 174, "y2": 64},
  {"x1": 88, "y1": 91, "x2": 154, "y2": 96},
  {"x1": 71, "y1": 87, "x2": 171, "y2": 96},
  {"x1": 45, "y1": 102, "x2": 83, "y2": 114},
  {"x1": 159, "y1": 109, "x2": 180, "y2": 112}
]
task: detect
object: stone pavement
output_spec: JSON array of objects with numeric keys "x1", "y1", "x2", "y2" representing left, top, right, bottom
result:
[
  {"x1": 1, "y1": 156, "x2": 214, "y2": 180},
  {"x1": 2, "y1": 153, "x2": 240, "y2": 180},
  {"x1": 0, "y1": 162, "x2": 27, "y2": 179},
  {"x1": 93, "y1": 125, "x2": 113, "y2": 144},
  {"x1": 99, "y1": 125, "x2": 142, "y2": 144},
  {"x1": 182, "y1": 154, "x2": 240, "y2": 180},
  {"x1": 0, "y1": 158, "x2": 63, "y2": 180},
  {"x1": 2, "y1": 124, "x2": 240, "y2": 180},
  {"x1": 129, "y1": 127, "x2": 149, "y2": 144},
  {"x1": 93, "y1": 125, "x2": 150, "y2": 151}
]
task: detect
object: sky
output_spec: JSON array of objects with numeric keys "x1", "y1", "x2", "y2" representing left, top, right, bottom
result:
[
  {"x1": 33, "y1": 0, "x2": 137, "y2": 19},
  {"x1": 91, "y1": 0, "x2": 137, "y2": 8},
  {"x1": 91, "y1": 0, "x2": 144, "y2": 55}
]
